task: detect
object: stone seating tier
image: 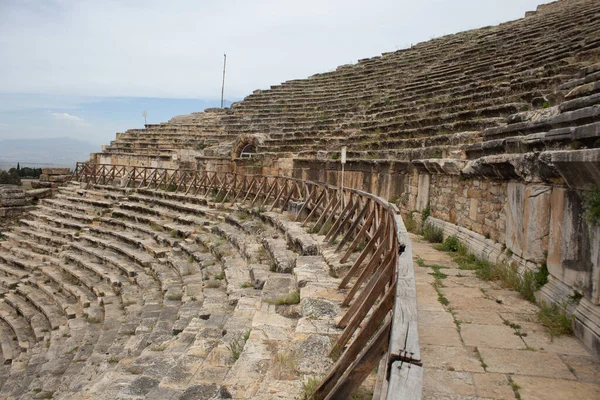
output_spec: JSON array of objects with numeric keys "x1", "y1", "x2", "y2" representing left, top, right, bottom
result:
[
  {"x1": 81, "y1": 1, "x2": 599, "y2": 170},
  {"x1": 0, "y1": 182, "x2": 354, "y2": 398}
]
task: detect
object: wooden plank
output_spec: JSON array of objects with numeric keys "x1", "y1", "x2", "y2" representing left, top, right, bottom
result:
[
  {"x1": 261, "y1": 178, "x2": 278, "y2": 207},
  {"x1": 312, "y1": 192, "x2": 337, "y2": 231},
  {"x1": 242, "y1": 176, "x2": 257, "y2": 202},
  {"x1": 336, "y1": 198, "x2": 369, "y2": 251},
  {"x1": 279, "y1": 180, "x2": 297, "y2": 212},
  {"x1": 337, "y1": 253, "x2": 394, "y2": 329},
  {"x1": 389, "y1": 214, "x2": 421, "y2": 362},
  {"x1": 323, "y1": 318, "x2": 392, "y2": 400},
  {"x1": 193, "y1": 174, "x2": 207, "y2": 196},
  {"x1": 340, "y1": 205, "x2": 375, "y2": 262},
  {"x1": 269, "y1": 180, "x2": 288, "y2": 211},
  {"x1": 250, "y1": 177, "x2": 267, "y2": 205},
  {"x1": 221, "y1": 174, "x2": 236, "y2": 202},
  {"x1": 372, "y1": 353, "x2": 390, "y2": 400},
  {"x1": 342, "y1": 239, "x2": 393, "y2": 307},
  {"x1": 334, "y1": 281, "x2": 395, "y2": 355},
  {"x1": 232, "y1": 175, "x2": 248, "y2": 202},
  {"x1": 324, "y1": 195, "x2": 355, "y2": 242},
  {"x1": 338, "y1": 220, "x2": 385, "y2": 289},
  {"x1": 317, "y1": 196, "x2": 341, "y2": 235},
  {"x1": 302, "y1": 188, "x2": 326, "y2": 226},
  {"x1": 386, "y1": 361, "x2": 423, "y2": 400},
  {"x1": 295, "y1": 183, "x2": 315, "y2": 221},
  {"x1": 317, "y1": 314, "x2": 392, "y2": 398}
]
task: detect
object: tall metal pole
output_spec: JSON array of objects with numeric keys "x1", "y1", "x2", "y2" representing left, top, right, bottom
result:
[
  {"x1": 340, "y1": 146, "x2": 347, "y2": 211},
  {"x1": 221, "y1": 54, "x2": 227, "y2": 108}
]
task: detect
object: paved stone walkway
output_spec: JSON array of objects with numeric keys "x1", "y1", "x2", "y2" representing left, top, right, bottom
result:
[{"x1": 411, "y1": 234, "x2": 600, "y2": 400}]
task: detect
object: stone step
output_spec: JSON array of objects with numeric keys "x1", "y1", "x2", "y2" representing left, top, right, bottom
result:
[
  {"x1": 484, "y1": 104, "x2": 600, "y2": 141},
  {"x1": 3, "y1": 293, "x2": 50, "y2": 341},
  {"x1": 38, "y1": 266, "x2": 94, "y2": 309},
  {"x1": 25, "y1": 277, "x2": 79, "y2": 319},
  {"x1": 0, "y1": 301, "x2": 32, "y2": 352},
  {"x1": 14, "y1": 284, "x2": 68, "y2": 330}
]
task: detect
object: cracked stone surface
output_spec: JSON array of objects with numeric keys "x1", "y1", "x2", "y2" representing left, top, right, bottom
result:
[{"x1": 412, "y1": 233, "x2": 600, "y2": 400}]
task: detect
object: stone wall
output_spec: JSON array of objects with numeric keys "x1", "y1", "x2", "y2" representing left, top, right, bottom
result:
[{"x1": 281, "y1": 150, "x2": 600, "y2": 355}]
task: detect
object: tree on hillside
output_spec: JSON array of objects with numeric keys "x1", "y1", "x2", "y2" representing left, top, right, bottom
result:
[{"x1": 0, "y1": 169, "x2": 21, "y2": 185}]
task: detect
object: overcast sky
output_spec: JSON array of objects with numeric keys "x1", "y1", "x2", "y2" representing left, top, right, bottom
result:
[{"x1": 0, "y1": 0, "x2": 549, "y2": 146}]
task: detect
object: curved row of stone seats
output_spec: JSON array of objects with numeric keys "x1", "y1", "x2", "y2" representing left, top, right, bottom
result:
[
  {"x1": 0, "y1": 188, "x2": 171, "y2": 397},
  {"x1": 78, "y1": 2, "x2": 600, "y2": 169},
  {"x1": 89, "y1": 110, "x2": 230, "y2": 169},
  {"x1": 7, "y1": 171, "x2": 392, "y2": 397},
  {"x1": 43, "y1": 184, "x2": 344, "y2": 399},
  {"x1": 463, "y1": 62, "x2": 600, "y2": 160},
  {"x1": 214, "y1": 1, "x2": 600, "y2": 160}
]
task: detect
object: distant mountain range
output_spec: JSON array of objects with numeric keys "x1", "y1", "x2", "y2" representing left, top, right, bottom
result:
[{"x1": 0, "y1": 137, "x2": 99, "y2": 170}]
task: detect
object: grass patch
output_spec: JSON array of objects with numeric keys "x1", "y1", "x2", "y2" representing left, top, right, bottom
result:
[
  {"x1": 508, "y1": 375, "x2": 522, "y2": 400},
  {"x1": 421, "y1": 206, "x2": 430, "y2": 222},
  {"x1": 300, "y1": 376, "x2": 321, "y2": 400},
  {"x1": 236, "y1": 210, "x2": 251, "y2": 221},
  {"x1": 537, "y1": 301, "x2": 574, "y2": 337},
  {"x1": 269, "y1": 290, "x2": 301, "y2": 305},
  {"x1": 404, "y1": 212, "x2": 417, "y2": 233},
  {"x1": 228, "y1": 332, "x2": 250, "y2": 361},
  {"x1": 442, "y1": 235, "x2": 460, "y2": 252},
  {"x1": 321, "y1": 220, "x2": 334, "y2": 235},
  {"x1": 240, "y1": 281, "x2": 253, "y2": 289},
  {"x1": 474, "y1": 347, "x2": 487, "y2": 371},
  {"x1": 436, "y1": 286, "x2": 449, "y2": 306},
  {"x1": 273, "y1": 350, "x2": 298, "y2": 377},
  {"x1": 213, "y1": 272, "x2": 225, "y2": 280},
  {"x1": 422, "y1": 223, "x2": 443, "y2": 243},
  {"x1": 583, "y1": 186, "x2": 600, "y2": 226}
]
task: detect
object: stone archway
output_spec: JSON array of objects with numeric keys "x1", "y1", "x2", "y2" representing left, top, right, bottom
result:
[{"x1": 231, "y1": 133, "x2": 265, "y2": 160}]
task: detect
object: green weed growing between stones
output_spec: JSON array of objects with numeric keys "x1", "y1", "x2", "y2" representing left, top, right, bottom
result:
[
  {"x1": 270, "y1": 290, "x2": 301, "y2": 306},
  {"x1": 537, "y1": 301, "x2": 574, "y2": 337},
  {"x1": 300, "y1": 376, "x2": 320, "y2": 400},
  {"x1": 583, "y1": 186, "x2": 600, "y2": 225},
  {"x1": 422, "y1": 223, "x2": 443, "y2": 243}
]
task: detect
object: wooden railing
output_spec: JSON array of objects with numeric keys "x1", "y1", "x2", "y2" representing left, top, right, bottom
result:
[{"x1": 73, "y1": 163, "x2": 422, "y2": 399}]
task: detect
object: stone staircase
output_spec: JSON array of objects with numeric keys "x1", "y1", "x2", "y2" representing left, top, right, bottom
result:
[{"x1": 0, "y1": 182, "x2": 353, "y2": 399}]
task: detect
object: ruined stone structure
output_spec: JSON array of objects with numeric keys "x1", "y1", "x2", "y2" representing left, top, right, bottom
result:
[
  {"x1": 39, "y1": 168, "x2": 73, "y2": 188},
  {"x1": 2, "y1": 0, "x2": 600, "y2": 398},
  {"x1": 89, "y1": 0, "x2": 600, "y2": 354}
]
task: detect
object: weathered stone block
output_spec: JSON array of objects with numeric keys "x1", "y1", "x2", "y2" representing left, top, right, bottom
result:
[
  {"x1": 415, "y1": 174, "x2": 430, "y2": 212},
  {"x1": 41, "y1": 167, "x2": 70, "y2": 175},
  {"x1": 505, "y1": 183, "x2": 551, "y2": 263},
  {"x1": 548, "y1": 188, "x2": 600, "y2": 304}
]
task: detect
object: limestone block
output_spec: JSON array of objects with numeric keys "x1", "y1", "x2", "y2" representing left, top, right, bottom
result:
[
  {"x1": 47, "y1": 174, "x2": 71, "y2": 182},
  {"x1": 505, "y1": 183, "x2": 551, "y2": 263},
  {"x1": 548, "y1": 188, "x2": 600, "y2": 304},
  {"x1": 522, "y1": 185, "x2": 551, "y2": 262},
  {"x1": 41, "y1": 167, "x2": 70, "y2": 175},
  {"x1": 551, "y1": 148, "x2": 600, "y2": 190},
  {"x1": 415, "y1": 174, "x2": 430, "y2": 212}
]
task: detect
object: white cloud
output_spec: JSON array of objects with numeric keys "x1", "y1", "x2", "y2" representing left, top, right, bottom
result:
[
  {"x1": 0, "y1": 0, "x2": 549, "y2": 100},
  {"x1": 50, "y1": 112, "x2": 89, "y2": 126}
]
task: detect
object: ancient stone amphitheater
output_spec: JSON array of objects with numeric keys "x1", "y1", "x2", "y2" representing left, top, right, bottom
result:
[{"x1": 1, "y1": 0, "x2": 600, "y2": 398}]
